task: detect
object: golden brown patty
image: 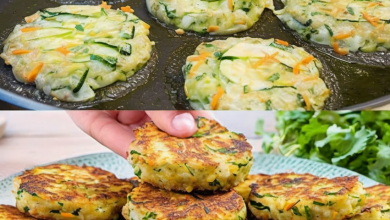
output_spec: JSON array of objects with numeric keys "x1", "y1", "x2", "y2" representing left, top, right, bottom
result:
[
  {"x1": 13, "y1": 164, "x2": 134, "y2": 220},
  {"x1": 123, "y1": 182, "x2": 247, "y2": 220},
  {"x1": 233, "y1": 174, "x2": 270, "y2": 203},
  {"x1": 0, "y1": 205, "x2": 36, "y2": 220},
  {"x1": 128, "y1": 117, "x2": 253, "y2": 192},
  {"x1": 351, "y1": 184, "x2": 390, "y2": 220},
  {"x1": 248, "y1": 173, "x2": 366, "y2": 220}
]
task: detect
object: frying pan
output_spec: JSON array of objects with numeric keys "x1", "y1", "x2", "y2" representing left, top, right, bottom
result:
[{"x1": 1, "y1": 0, "x2": 390, "y2": 110}]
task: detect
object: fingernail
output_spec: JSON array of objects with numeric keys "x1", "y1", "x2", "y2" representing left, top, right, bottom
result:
[{"x1": 172, "y1": 113, "x2": 196, "y2": 131}]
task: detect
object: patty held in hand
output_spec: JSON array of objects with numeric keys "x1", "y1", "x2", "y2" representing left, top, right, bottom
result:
[
  {"x1": 13, "y1": 164, "x2": 134, "y2": 220},
  {"x1": 122, "y1": 182, "x2": 246, "y2": 220},
  {"x1": 128, "y1": 117, "x2": 253, "y2": 192}
]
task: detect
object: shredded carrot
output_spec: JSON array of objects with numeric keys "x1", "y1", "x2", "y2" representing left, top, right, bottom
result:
[
  {"x1": 121, "y1": 6, "x2": 134, "y2": 13},
  {"x1": 362, "y1": 12, "x2": 380, "y2": 27},
  {"x1": 293, "y1": 55, "x2": 314, "y2": 75},
  {"x1": 332, "y1": 42, "x2": 349, "y2": 55},
  {"x1": 368, "y1": 2, "x2": 384, "y2": 7},
  {"x1": 234, "y1": 20, "x2": 246, "y2": 25},
  {"x1": 99, "y1": 1, "x2": 111, "y2": 9},
  {"x1": 12, "y1": 50, "x2": 32, "y2": 55},
  {"x1": 187, "y1": 52, "x2": 211, "y2": 62},
  {"x1": 147, "y1": 158, "x2": 155, "y2": 166},
  {"x1": 60, "y1": 212, "x2": 74, "y2": 218},
  {"x1": 56, "y1": 46, "x2": 71, "y2": 55},
  {"x1": 21, "y1": 27, "x2": 42, "y2": 32},
  {"x1": 252, "y1": 52, "x2": 279, "y2": 68},
  {"x1": 142, "y1": 22, "x2": 150, "y2": 30},
  {"x1": 189, "y1": 60, "x2": 205, "y2": 77},
  {"x1": 332, "y1": 211, "x2": 338, "y2": 220},
  {"x1": 207, "y1": 26, "x2": 220, "y2": 33},
  {"x1": 228, "y1": 0, "x2": 233, "y2": 11},
  {"x1": 275, "y1": 39, "x2": 289, "y2": 46},
  {"x1": 284, "y1": 200, "x2": 300, "y2": 211},
  {"x1": 302, "y1": 94, "x2": 311, "y2": 110},
  {"x1": 25, "y1": 62, "x2": 44, "y2": 82},
  {"x1": 301, "y1": 55, "x2": 314, "y2": 65},
  {"x1": 211, "y1": 87, "x2": 224, "y2": 110},
  {"x1": 332, "y1": 32, "x2": 353, "y2": 40},
  {"x1": 25, "y1": 13, "x2": 40, "y2": 23}
]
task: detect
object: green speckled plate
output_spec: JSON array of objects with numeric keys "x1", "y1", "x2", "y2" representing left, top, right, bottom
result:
[{"x1": 0, "y1": 152, "x2": 378, "y2": 205}]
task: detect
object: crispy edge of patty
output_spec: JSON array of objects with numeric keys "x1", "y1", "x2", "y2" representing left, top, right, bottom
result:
[
  {"x1": 126, "y1": 182, "x2": 246, "y2": 220},
  {"x1": 0, "y1": 205, "x2": 36, "y2": 220}
]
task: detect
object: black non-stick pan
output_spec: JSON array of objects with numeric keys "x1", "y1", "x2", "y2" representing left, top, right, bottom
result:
[{"x1": 1, "y1": 0, "x2": 390, "y2": 110}]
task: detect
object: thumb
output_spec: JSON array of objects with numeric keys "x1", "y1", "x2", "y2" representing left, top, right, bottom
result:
[{"x1": 146, "y1": 111, "x2": 207, "y2": 138}]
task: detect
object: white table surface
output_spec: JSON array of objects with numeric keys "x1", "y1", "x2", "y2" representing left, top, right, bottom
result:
[{"x1": 0, "y1": 111, "x2": 264, "y2": 180}]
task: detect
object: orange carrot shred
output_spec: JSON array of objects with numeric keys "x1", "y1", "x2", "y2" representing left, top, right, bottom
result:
[
  {"x1": 211, "y1": 87, "x2": 224, "y2": 110},
  {"x1": 302, "y1": 94, "x2": 311, "y2": 110},
  {"x1": 142, "y1": 22, "x2": 150, "y2": 30},
  {"x1": 99, "y1": 1, "x2": 111, "y2": 9},
  {"x1": 25, "y1": 13, "x2": 40, "y2": 23},
  {"x1": 228, "y1": 0, "x2": 233, "y2": 11},
  {"x1": 332, "y1": 211, "x2": 338, "y2": 220},
  {"x1": 275, "y1": 39, "x2": 289, "y2": 46},
  {"x1": 332, "y1": 32, "x2": 353, "y2": 40},
  {"x1": 284, "y1": 200, "x2": 300, "y2": 211},
  {"x1": 121, "y1": 6, "x2": 134, "y2": 13},
  {"x1": 301, "y1": 55, "x2": 314, "y2": 65},
  {"x1": 362, "y1": 12, "x2": 379, "y2": 27},
  {"x1": 25, "y1": 62, "x2": 44, "y2": 82},
  {"x1": 21, "y1": 27, "x2": 42, "y2": 32},
  {"x1": 207, "y1": 26, "x2": 220, "y2": 32},
  {"x1": 332, "y1": 42, "x2": 349, "y2": 55},
  {"x1": 56, "y1": 46, "x2": 71, "y2": 55},
  {"x1": 60, "y1": 212, "x2": 74, "y2": 218},
  {"x1": 12, "y1": 50, "x2": 33, "y2": 55},
  {"x1": 252, "y1": 52, "x2": 279, "y2": 68},
  {"x1": 293, "y1": 55, "x2": 314, "y2": 74}
]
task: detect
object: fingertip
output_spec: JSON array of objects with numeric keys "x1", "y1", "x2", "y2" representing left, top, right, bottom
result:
[{"x1": 171, "y1": 112, "x2": 198, "y2": 137}]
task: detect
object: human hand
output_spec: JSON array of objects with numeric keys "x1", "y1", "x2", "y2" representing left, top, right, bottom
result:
[{"x1": 68, "y1": 111, "x2": 212, "y2": 158}]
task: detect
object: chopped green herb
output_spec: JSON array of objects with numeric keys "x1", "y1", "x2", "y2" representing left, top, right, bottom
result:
[
  {"x1": 305, "y1": 206, "x2": 312, "y2": 220},
  {"x1": 135, "y1": 167, "x2": 142, "y2": 179},
  {"x1": 75, "y1": 24, "x2": 84, "y2": 31},
  {"x1": 209, "y1": 179, "x2": 221, "y2": 186},
  {"x1": 249, "y1": 201, "x2": 270, "y2": 211},
  {"x1": 279, "y1": 210, "x2": 284, "y2": 213},
  {"x1": 349, "y1": 195, "x2": 362, "y2": 203},
  {"x1": 128, "y1": 195, "x2": 132, "y2": 201},
  {"x1": 347, "y1": 6, "x2": 354, "y2": 15},
  {"x1": 192, "y1": 132, "x2": 203, "y2": 137},
  {"x1": 58, "y1": 202, "x2": 64, "y2": 207},
  {"x1": 324, "y1": 24, "x2": 333, "y2": 37},
  {"x1": 214, "y1": 51, "x2": 222, "y2": 59},
  {"x1": 17, "y1": 189, "x2": 23, "y2": 195},
  {"x1": 313, "y1": 201, "x2": 325, "y2": 206},
  {"x1": 154, "y1": 168, "x2": 162, "y2": 172},
  {"x1": 130, "y1": 150, "x2": 142, "y2": 155},
  {"x1": 244, "y1": 85, "x2": 250, "y2": 94},
  {"x1": 324, "y1": 191, "x2": 338, "y2": 196},
  {"x1": 142, "y1": 212, "x2": 157, "y2": 220},
  {"x1": 196, "y1": 73, "x2": 206, "y2": 81},
  {"x1": 253, "y1": 193, "x2": 278, "y2": 198},
  {"x1": 266, "y1": 100, "x2": 272, "y2": 110},
  {"x1": 72, "y1": 208, "x2": 81, "y2": 216},
  {"x1": 205, "y1": 44, "x2": 214, "y2": 48},
  {"x1": 291, "y1": 207, "x2": 302, "y2": 216},
  {"x1": 50, "y1": 210, "x2": 61, "y2": 214},
  {"x1": 381, "y1": 209, "x2": 390, "y2": 213},
  {"x1": 120, "y1": 44, "x2": 132, "y2": 56},
  {"x1": 101, "y1": 8, "x2": 108, "y2": 16},
  {"x1": 24, "y1": 206, "x2": 30, "y2": 212},
  {"x1": 267, "y1": 73, "x2": 280, "y2": 82}
]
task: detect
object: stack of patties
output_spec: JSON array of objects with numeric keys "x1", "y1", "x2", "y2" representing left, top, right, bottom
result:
[
  {"x1": 124, "y1": 117, "x2": 254, "y2": 220},
  {"x1": 7, "y1": 164, "x2": 134, "y2": 220}
]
